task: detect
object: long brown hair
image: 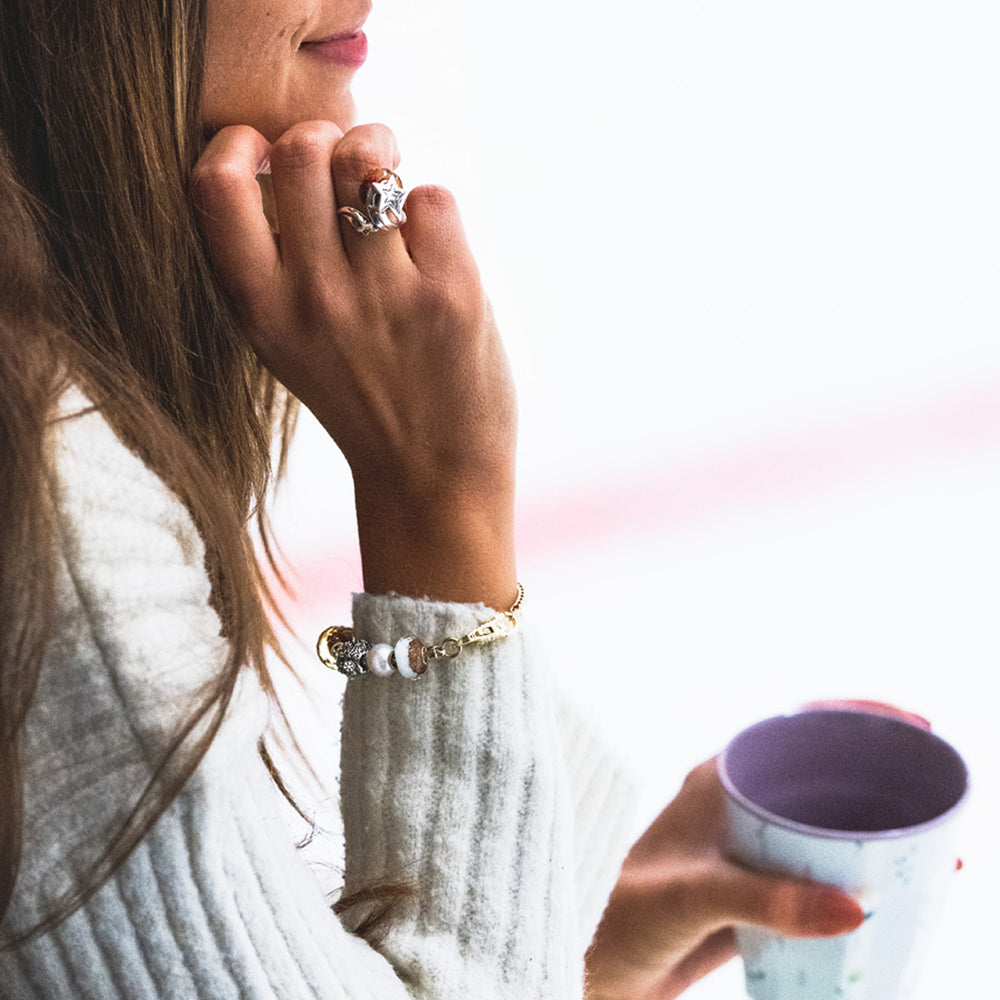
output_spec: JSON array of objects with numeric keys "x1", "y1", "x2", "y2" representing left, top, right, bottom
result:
[{"x1": 0, "y1": 0, "x2": 295, "y2": 942}]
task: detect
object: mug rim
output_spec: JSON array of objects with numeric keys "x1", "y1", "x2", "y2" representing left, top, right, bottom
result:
[{"x1": 719, "y1": 709, "x2": 970, "y2": 841}]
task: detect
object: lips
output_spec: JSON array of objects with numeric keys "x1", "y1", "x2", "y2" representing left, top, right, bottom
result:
[{"x1": 300, "y1": 30, "x2": 368, "y2": 69}]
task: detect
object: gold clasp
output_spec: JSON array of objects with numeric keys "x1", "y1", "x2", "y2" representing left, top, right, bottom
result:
[{"x1": 462, "y1": 612, "x2": 517, "y2": 647}]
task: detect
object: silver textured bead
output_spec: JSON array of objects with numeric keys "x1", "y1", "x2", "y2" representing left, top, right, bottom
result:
[{"x1": 334, "y1": 638, "x2": 371, "y2": 678}]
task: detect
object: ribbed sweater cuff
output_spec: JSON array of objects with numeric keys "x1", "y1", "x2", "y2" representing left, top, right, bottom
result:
[{"x1": 340, "y1": 592, "x2": 582, "y2": 999}]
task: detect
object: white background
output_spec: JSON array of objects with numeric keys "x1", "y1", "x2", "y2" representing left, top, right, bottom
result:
[{"x1": 271, "y1": 1, "x2": 1000, "y2": 996}]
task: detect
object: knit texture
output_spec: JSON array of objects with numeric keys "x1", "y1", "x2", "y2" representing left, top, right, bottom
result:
[{"x1": 1, "y1": 397, "x2": 636, "y2": 998}]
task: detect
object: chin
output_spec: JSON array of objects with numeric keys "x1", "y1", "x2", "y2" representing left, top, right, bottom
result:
[
  {"x1": 200, "y1": 88, "x2": 359, "y2": 145},
  {"x1": 265, "y1": 91, "x2": 358, "y2": 139}
]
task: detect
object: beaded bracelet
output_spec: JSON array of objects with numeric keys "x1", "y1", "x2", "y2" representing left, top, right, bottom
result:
[{"x1": 316, "y1": 583, "x2": 525, "y2": 680}]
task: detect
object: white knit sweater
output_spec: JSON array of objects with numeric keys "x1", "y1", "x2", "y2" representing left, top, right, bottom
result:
[{"x1": 0, "y1": 396, "x2": 636, "y2": 999}]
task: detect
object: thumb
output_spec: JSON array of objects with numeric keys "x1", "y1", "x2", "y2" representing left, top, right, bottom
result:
[{"x1": 715, "y1": 867, "x2": 866, "y2": 938}]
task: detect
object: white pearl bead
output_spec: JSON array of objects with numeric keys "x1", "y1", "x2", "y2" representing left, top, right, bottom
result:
[
  {"x1": 394, "y1": 637, "x2": 419, "y2": 679},
  {"x1": 365, "y1": 643, "x2": 395, "y2": 678}
]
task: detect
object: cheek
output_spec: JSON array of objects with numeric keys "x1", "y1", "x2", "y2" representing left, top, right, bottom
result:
[
  {"x1": 200, "y1": 3, "x2": 361, "y2": 139},
  {"x1": 201, "y1": 2, "x2": 298, "y2": 133},
  {"x1": 201, "y1": 53, "x2": 290, "y2": 135}
]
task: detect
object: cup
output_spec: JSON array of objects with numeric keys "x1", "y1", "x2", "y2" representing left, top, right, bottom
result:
[{"x1": 719, "y1": 708, "x2": 968, "y2": 1000}]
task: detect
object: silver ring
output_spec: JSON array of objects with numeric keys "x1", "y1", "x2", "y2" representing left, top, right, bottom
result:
[{"x1": 338, "y1": 168, "x2": 408, "y2": 236}]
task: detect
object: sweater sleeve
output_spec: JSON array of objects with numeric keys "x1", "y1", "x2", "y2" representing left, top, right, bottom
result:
[
  {"x1": 554, "y1": 697, "x2": 640, "y2": 956},
  {"x1": 2, "y1": 398, "x2": 634, "y2": 1000},
  {"x1": 341, "y1": 594, "x2": 585, "y2": 1000}
]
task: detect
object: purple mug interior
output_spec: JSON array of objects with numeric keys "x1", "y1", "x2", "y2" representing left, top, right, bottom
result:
[{"x1": 720, "y1": 710, "x2": 968, "y2": 836}]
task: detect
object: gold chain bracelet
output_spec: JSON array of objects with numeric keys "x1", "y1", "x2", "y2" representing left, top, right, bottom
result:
[{"x1": 317, "y1": 583, "x2": 524, "y2": 680}]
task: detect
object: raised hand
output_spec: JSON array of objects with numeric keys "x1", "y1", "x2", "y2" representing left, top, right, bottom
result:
[{"x1": 192, "y1": 122, "x2": 518, "y2": 608}]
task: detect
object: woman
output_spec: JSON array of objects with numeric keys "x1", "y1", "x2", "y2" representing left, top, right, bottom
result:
[{"x1": 0, "y1": 0, "x2": 864, "y2": 997}]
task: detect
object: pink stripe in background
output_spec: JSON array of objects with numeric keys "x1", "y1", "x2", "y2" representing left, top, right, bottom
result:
[
  {"x1": 271, "y1": 379, "x2": 1000, "y2": 625},
  {"x1": 518, "y1": 379, "x2": 1000, "y2": 555}
]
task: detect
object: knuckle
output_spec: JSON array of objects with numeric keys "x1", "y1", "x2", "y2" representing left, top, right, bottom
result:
[
  {"x1": 332, "y1": 123, "x2": 398, "y2": 175},
  {"x1": 680, "y1": 758, "x2": 720, "y2": 798},
  {"x1": 212, "y1": 123, "x2": 264, "y2": 148},
  {"x1": 270, "y1": 121, "x2": 341, "y2": 171},
  {"x1": 190, "y1": 126, "x2": 269, "y2": 214},
  {"x1": 189, "y1": 159, "x2": 246, "y2": 214}
]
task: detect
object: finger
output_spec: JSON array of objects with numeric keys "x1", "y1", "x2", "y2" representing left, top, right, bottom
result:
[
  {"x1": 654, "y1": 929, "x2": 736, "y2": 1000},
  {"x1": 712, "y1": 867, "x2": 866, "y2": 938},
  {"x1": 267, "y1": 120, "x2": 349, "y2": 273},
  {"x1": 330, "y1": 123, "x2": 413, "y2": 273},
  {"x1": 401, "y1": 184, "x2": 478, "y2": 281},
  {"x1": 190, "y1": 125, "x2": 279, "y2": 308}
]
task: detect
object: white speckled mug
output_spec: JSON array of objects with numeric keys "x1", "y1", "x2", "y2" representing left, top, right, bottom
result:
[{"x1": 720, "y1": 709, "x2": 968, "y2": 1000}]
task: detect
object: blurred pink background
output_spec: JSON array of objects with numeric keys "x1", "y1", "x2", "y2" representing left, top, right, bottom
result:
[{"x1": 269, "y1": 2, "x2": 1000, "y2": 996}]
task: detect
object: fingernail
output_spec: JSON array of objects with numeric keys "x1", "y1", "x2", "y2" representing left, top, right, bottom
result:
[{"x1": 812, "y1": 891, "x2": 867, "y2": 935}]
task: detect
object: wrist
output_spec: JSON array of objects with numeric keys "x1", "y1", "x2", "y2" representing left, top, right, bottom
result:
[{"x1": 353, "y1": 475, "x2": 517, "y2": 609}]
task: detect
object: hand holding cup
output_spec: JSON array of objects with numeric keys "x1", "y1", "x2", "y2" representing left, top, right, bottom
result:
[{"x1": 720, "y1": 707, "x2": 968, "y2": 999}]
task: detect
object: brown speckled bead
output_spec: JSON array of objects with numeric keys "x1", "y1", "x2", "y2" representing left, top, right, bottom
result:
[{"x1": 393, "y1": 636, "x2": 426, "y2": 679}]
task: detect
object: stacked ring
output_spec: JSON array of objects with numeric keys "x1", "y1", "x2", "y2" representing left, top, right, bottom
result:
[{"x1": 338, "y1": 167, "x2": 408, "y2": 236}]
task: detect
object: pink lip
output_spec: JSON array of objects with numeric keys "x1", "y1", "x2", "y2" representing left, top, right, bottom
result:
[{"x1": 301, "y1": 31, "x2": 368, "y2": 69}]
